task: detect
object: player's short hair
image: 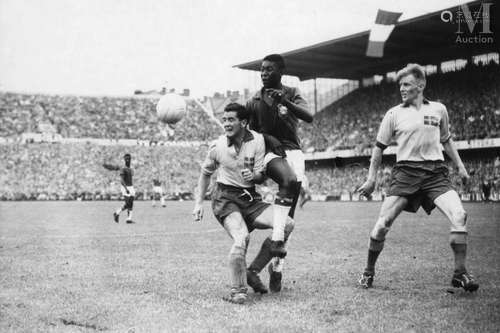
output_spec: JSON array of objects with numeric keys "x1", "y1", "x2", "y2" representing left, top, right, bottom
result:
[
  {"x1": 124, "y1": 153, "x2": 131, "y2": 158},
  {"x1": 224, "y1": 103, "x2": 251, "y2": 122},
  {"x1": 396, "y1": 63, "x2": 426, "y2": 84},
  {"x1": 263, "y1": 54, "x2": 285, "y2": 70}
]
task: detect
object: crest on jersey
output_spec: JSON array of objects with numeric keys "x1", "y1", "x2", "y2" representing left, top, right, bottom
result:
[
  {"x1": 424, "y1": 115, "x2": 439, "y2": 127},
  {"x1": 243, "y1": 157, "x2": 255, "y2": 170}
]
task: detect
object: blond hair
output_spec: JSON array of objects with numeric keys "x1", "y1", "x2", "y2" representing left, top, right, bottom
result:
[{"x1": 396, "y1": 63, "x2": 426, "y2": 84}]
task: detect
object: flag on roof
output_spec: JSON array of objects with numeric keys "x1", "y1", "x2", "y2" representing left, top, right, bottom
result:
[{"x1": 366, "y1": 9, "x2": 402, "y2": 58}]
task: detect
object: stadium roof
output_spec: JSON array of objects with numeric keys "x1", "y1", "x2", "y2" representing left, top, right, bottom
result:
[{"x1": 234, "y1": 0, "x2": 498, "y2": 80}]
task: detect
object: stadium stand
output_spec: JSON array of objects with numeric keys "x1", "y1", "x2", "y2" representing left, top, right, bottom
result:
[
  {"x1": 298, "y1": 62, "x2": 500, "y2": 152},
  {"x1": 1, "y1": 61, "x2": 499, "y2": 201},
  {"x1": 305, "y1": 157, "x2": 500, "y2": 201},
  {"x1": 0, "y1": 143, "x2": 208, "y2": 201},
  {"x1": 0, "y1": 93, "x2": 222, "y2": 141},
  {"x1": 1, "y1": 63, "x2": 498, "y2": 150},
  {"x1": 0, "y1": 142, "x2": 498, "y2": 201}
]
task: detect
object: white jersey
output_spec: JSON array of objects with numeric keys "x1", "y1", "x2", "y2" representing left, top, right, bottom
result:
[
  {"x1": 377, "y1": 100, "x2": 451, "y2": 162},
  {"x1": 201, "y1": 129, "x2": 265, "y2": 188}
]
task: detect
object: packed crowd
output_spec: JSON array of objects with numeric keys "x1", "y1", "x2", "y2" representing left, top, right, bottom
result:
[
  {"x1": 0, "y1": 61, "x2": 498, "y2": 201},
  {"x1": 305, "y1": 156, "x2": 500, "y2": 201},
  {"x1": 0, "y1": 143, "x2": 208, "y2": 200},
  {"x1": 1, "y1": 142, "x2": 498, "y2": 201},
  {"x1": 1, "y1": 64, "x2": 499, "y2": 152},
  {"x1": 298, "y1": 62, "x2": 500, "y2": 151},
  {"x1": 0, "y1": 93, "x2": 222, "y2": 141}
]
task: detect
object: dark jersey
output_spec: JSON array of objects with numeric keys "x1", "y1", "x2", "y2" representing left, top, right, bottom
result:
[
  {"x1": 153, "y1": 179, "x2": 161, "y2": 187},
  {"x1": 120, "y1": 167, "x2": 133, "y2": 186},
  {"x1": 246, "y1": 84, "x2": 308, "y2": 150}
]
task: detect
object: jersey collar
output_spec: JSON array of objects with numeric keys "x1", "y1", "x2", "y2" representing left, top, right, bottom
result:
[
  {"x1": 402, "y1": 97, "x2": 430, "y2": 108},
  {"x1": 227, "y1": 128, "x2": 254, "y2": 147},
  {"x1": 251, "y1": 83, "x2": 287, "y2": 101}
]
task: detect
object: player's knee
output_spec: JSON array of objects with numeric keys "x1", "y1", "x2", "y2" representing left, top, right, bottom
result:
[
  {"x1": 452, "y1": 209, "x2": 467, "y2": 226},
  {"x1": 371, "y1": 218, "x2": 391, "y2": 241},
  {"x1": 232, "y1": 231, "x2": 250, "y2": 250},
  {"x1": 284, "y1": 217, "x2": 295, "y2": 237},
  {"x1": 450, "y1": 210, "x2": 467, "y2": 233},
  {"x1": 230, "y1": 238, "x2": 249, "y2": 257},
  {"x1": 282, "y1": 174, "x2": 297, "y2": 192},
  {"x1": 277, "y1": 177, "x2": 298, "y2": 200}
]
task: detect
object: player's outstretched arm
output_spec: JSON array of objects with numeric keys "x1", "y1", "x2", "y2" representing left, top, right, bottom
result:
[
  {"x1": 102, "y1": 163, "x2": 120, "y2": 171},
  {"x1": 358, "y1": 146, "x2": 383, "y2": 197},
  {"x1": 193, "y1": 173, "x2": 210, "y2": 222},
  {"x1": 443, "y1": 139, "x2": 470, "y2": 184}
]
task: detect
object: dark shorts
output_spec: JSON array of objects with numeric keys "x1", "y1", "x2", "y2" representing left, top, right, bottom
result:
[
  {"x1": 387, "y1": 161, "x2": 453, "y2": 214},
  {"x1": 211, "y1": 183, "x2": 270, "y2": 231}
]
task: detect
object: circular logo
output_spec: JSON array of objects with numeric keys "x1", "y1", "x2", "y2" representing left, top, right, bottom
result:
[{"x1": 441, "y1": 10, "x2": 453, "y2": 23}]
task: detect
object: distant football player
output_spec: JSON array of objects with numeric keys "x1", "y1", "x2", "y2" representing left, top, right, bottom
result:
[
  {"x1": 152, "y1": 178, "x2": 165, "y2": 207},
  {"x1": 246, "y1": 53, "x2": 313, "y2": 292},
  {"x1": 192, "y1": 103, "x2": 295, "y2": 304},
  {"x1": 103, "y1": 153, "x2": 135, "y2": 224},
  {"x1": 357, "y1": 64, "x2": 478, "y2": 291}
]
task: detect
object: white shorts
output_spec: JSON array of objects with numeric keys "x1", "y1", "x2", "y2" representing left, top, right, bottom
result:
[
  {"x1": 121, "y1": 186, "x2": 136, "y2": 197},
  {"x1": 153, "y1": 186, "x2": 163, "y2": 194},
  {"x1": 264, "y1": 149, "x2": 305, "y2": 182}
]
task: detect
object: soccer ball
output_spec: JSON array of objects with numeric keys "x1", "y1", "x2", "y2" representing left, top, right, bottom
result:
[{"x1": 156, "y1": 93, "x2": 187, "y2": 124}]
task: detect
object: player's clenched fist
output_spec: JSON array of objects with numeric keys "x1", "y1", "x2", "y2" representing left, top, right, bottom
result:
[
  {"x1": 192, "y1": 203, "x2": 204, "y2": 222},
  {"x1": 265, "y1": 88, "x2": 285, "y2": 103},
  {"x1": 241, "y1": 168, "x2": 254, "y2": 183},
  {"x1": 357, "y1": 179, "x2": 375, "y2": 198},
  {"x1": 457, "y1": 166, "x2": 470, "y2": 185}
]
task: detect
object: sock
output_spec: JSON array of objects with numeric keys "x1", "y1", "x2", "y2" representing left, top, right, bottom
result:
[
  {"x1": 366, "y1": 237, "x2": 385, "y2": 274},
  {"x1": 450, "y1": 232, "x2": 467, "y2": 274},
  {"x1": 115, "y1": 208, "x2": 122, "y2": 215},
  {"x1": 127, "y1": 210, "x2": 133, "y2": 221},
  {"x1": 272, "y1": 200, "x2": 292, "y2": 241},
  {"x1": 271, "y1": 257, "x2": 284, "y2": 273},
  {"x1": 229, "y1": 246, "x2": 247, "y2": 291},
  {"x1": 248, "y1": 237, "x2": 273, "y2": 273},
  {"x1": 288, "y1": 181, "x2": 302, "y2": 218}
]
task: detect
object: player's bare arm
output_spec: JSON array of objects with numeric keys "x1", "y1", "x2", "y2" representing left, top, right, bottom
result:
[
  {"x1": 193, "y1": 173, "x2": 210, "y2": 222},
  {"x1": 266, "y1": 88, "x2": 313, "y2": 123},
  {"x1": 102, "y1": 163, "x2": 120, "y2": 171},
  {"x1": 358, "y1": 146, "x2": 383, "y2": 197},
  {"x1": 442, "y1": 138, "x2": 470, "y2": 184}
]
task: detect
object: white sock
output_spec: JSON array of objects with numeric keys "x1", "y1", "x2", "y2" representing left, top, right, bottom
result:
[
  {"x1": 115, "y1": 208, "x2": 122, "y2": 215},
  {"x1": 127, "y1": 210, "x2": 133, "y2": 221},
  {"x1": 272, "y1": 204, "x2": 290, "y2": 241},
  {"x1": 271, "y1": 257, "x2": 284, "y2": 272}
]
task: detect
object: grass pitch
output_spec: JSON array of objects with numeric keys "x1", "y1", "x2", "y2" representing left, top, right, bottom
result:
[{"x1": 0, "y1": 201, "x2": 499, "y2": 332}]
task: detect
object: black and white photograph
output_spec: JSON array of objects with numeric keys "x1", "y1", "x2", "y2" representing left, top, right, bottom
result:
[{"x1": 0, "y1": 0, "x2": 498, "y2": 331}]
